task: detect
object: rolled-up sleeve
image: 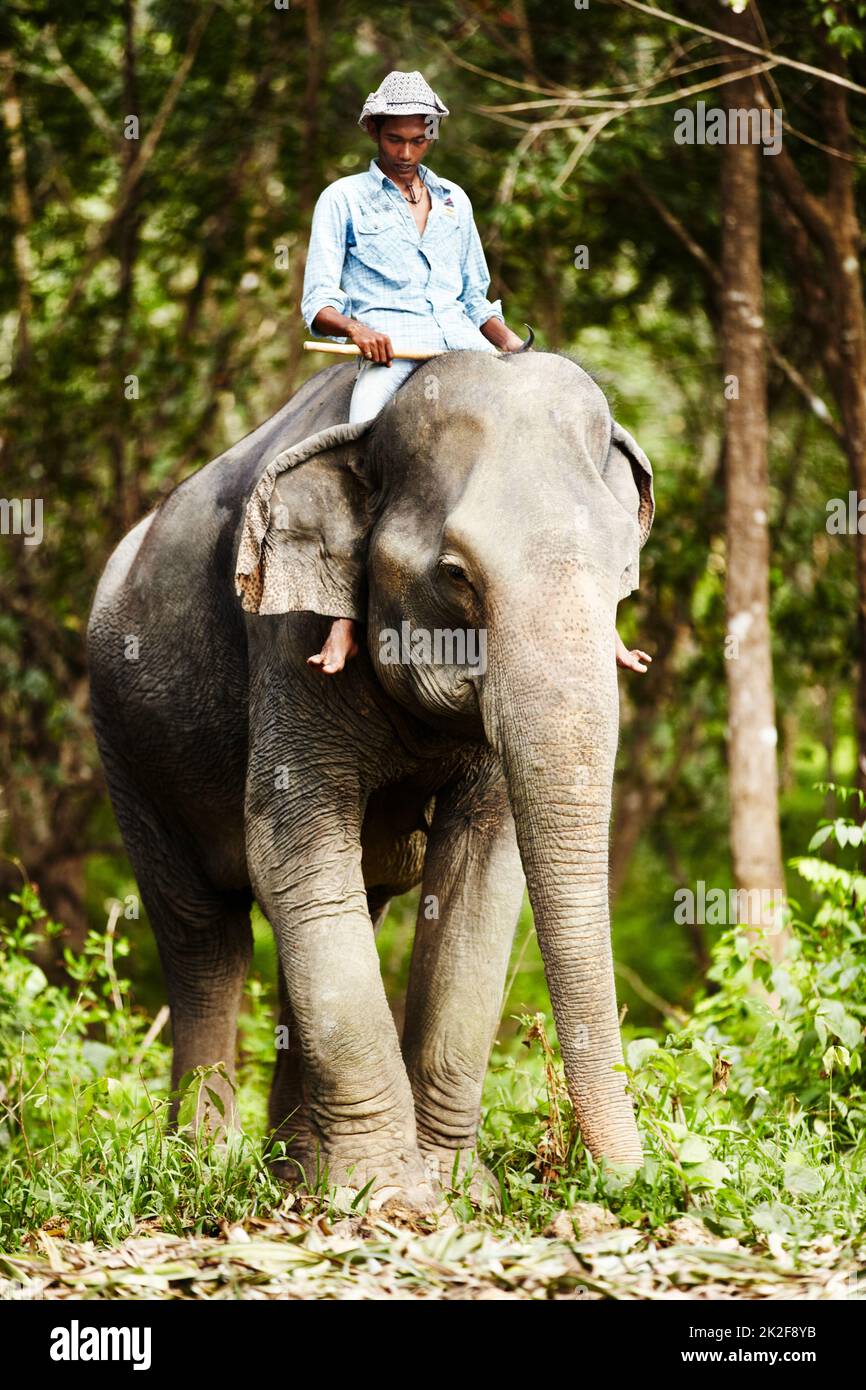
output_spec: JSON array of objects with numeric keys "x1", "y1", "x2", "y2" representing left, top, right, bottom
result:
[
  {"x1": 456, "y1": 191, "x2": 503, "y2": 329},
  {"x1": 301, "y1": 186, "x2": 351, "y2": 334}
]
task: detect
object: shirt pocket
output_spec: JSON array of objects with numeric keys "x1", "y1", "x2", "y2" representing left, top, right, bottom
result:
[
  {"x1": 350, "y1": 208, "x2": 409, "y2": 285},
  {"x1": 424, "y1": 211, "x2": 463, "y2": 291}
]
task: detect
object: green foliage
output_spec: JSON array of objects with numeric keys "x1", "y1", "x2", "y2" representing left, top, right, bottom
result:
[
  {"x1": 677, "y1": 782, "x2": 866, "y2": 1147},
  {"x1": 810, "y1": 0, "x2": 866, "y2": 55},
  {"x1": 0, "y1": 882, "x2": 285, "y2": 1246}
]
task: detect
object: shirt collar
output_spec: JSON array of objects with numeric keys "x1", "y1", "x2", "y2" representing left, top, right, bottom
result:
[{"x1": 369, "y1": 158, "x2": 448, "y2": 195}]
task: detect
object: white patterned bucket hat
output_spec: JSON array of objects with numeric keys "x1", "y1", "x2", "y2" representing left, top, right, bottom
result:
[{"x1": 358, "y1": 70, "x2": 449, "y2": 133}]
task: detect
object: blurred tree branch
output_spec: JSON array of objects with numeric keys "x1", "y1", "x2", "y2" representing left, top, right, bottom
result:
[
  {"x1": 40, "y1": 28, "x2": 117, "y2": 145},
  {"x1": 610, "y1": 0, "x2": 866, "y2": 95},
  {"x1": 63, "y1": 3, "x2": 216, "y2": 315}
]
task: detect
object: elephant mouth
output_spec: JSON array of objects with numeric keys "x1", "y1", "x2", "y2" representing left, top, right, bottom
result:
[{"x1": 369, "y1": 622, "x2": 488, "y2": 733}]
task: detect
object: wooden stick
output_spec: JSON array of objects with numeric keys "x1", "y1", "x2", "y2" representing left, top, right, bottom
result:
[
  {"x1": 303, "y1": 340, "x2": 448, "y2": 361},
  {"x1": 304, "y1": 325, "x2": 533, "y2": 363}
]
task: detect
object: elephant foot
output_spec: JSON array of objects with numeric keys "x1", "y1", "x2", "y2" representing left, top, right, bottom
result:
[
  {"x1": 276, "y1": 1142, "x2": 443, "y2": 1219},
  {"x1": 420, "y1": 1145, "x2": 502, "y2": 1209},
  {"x1": 266, "y1": 1118, "x2": 321, "y2": 1188},
  {"x1": 369, "y1": 1181, "x2": 443, "y2": 1221}
]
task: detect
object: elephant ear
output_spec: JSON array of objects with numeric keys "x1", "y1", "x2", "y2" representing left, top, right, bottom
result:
[
  {"x1": 235, "y1": 420, "x2": 373, "y2": 617},
  {"x1": 602, "y1": 420, "x2": 655, "y2": 600}
]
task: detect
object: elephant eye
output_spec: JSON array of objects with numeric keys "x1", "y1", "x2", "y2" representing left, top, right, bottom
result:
[{"x1": 441, "y1": 561, "x2": 468, "y2": 582}]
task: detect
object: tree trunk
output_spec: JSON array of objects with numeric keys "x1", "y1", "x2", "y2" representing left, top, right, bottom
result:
[
  {"x1": 108, "y1": 0, "x2": 142, "y2": 536},
  {"x1": 0, "y1": 48, "x2": 33, "y2": 370},
  {"x1": 284, "y1": 0, "x2": 324, "y2": 389},
  {"x1": 820, "y1": 54, "x2": 866, "y2": 793},
  {"x1": 754, "y1": 20, "x2": 866, "y2": 793},
  {"x1": 719, "y1": 36, "x2": 786, "y2": 948}
]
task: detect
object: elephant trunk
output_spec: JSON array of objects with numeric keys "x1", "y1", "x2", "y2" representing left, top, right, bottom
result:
[{"x1": 481, "y1": 577, "x2": 642, "y2": 1167}]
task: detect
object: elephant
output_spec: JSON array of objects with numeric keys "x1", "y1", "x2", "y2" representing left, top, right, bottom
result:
[{"x1": 87, "y1": 348, "x2": 654, "y2": 1211}]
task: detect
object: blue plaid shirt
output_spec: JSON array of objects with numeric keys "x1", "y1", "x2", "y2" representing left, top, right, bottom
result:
[{"x1": 301, "y1": 159, "x2": 504, "y2": 355}]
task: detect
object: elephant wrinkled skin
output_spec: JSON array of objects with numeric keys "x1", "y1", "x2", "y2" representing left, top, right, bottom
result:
[{"x1": 87, "y1": 350, "x2": 654, "y2": 1210}]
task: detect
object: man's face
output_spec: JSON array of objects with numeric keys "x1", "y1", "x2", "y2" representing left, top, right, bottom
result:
[{"x1": 372, "y1": 115, "x2": 434, "y2": 180}]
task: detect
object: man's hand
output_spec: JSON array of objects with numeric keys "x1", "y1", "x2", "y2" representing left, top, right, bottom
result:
[
  {"x1": 347, "y1": 321, "x2": 394, "y2": 365},
  {"x1": 310, "y1": 308, "x2": 394, "y2": 365},
  {"x1": 480, "y1": 317, "x2": 527, "y2": 353}
]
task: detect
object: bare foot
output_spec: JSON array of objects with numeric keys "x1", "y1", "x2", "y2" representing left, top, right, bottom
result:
[
  {"x1": 615, "y1": 633, "x2": 652, "y2": 674},
  {"x1": 307, "y1": 617, "x2": 359, "y2": 675}
]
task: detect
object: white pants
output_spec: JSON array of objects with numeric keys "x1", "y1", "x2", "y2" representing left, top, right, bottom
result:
[{"x1": 348, "y1": 357, "x2": 420, "y2": 424}]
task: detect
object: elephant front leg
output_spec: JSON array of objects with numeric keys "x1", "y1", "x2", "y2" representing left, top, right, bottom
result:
[
  {"x1": 267, "y1": 970, "x2": 318, "y2": 1174},
  {"x1": 401, "y1": 769, "x2": 525, "y2": 1202},
  {"x1": 267, "y1": 888, "x2": 392, "y2": 1169},
  {"x1": 247, "y1": 791, "x2": 435, "y2": 1212}
]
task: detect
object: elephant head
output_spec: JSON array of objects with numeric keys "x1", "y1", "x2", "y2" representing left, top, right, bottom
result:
[{"x1": 236, "y1": 351, "x2": 654, "y2": 1166}]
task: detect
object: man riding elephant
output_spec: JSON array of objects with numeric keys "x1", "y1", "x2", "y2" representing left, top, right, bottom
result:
[
  {"x1": 301, "y1": 70, "x2": 650, "y2": 679},
  {"x1": 301, "y1": 70, "x2": 526, "y2": 674}
]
